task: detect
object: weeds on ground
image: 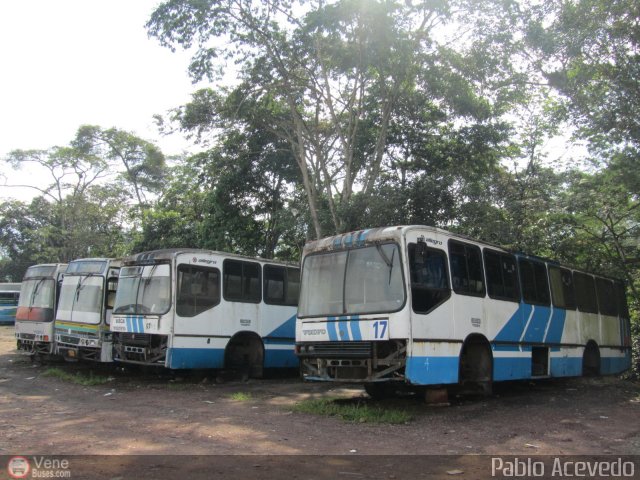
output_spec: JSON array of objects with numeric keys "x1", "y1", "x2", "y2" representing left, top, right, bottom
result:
[
  {"x1": 229, "y1": 391, "x2": 253, "y2": 401},
  {"x1": 292, "y1": 397, "x2": 412, "y2": 424},
  {"x1": 43, "y1": 367, "x2": 111, "y2": 386}
]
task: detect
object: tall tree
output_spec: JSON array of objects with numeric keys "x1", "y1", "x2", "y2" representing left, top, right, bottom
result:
[
  {"x1": 525, "y1": 0, "x2": 640, "y2": 156},
  {"x1": 73, "y1": 125, "x2": 167, "y2": 206},
  {"x1": 148, "y1": 0, "x2": 525, "y2": 238}
]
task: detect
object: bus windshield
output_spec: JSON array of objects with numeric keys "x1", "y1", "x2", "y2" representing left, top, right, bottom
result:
[
  {"x1": 57, "y1": 275, "x2": 104, "y2": 324},
  {"x1": 114, "y1": 264, "x2": 171, "y2": 315},
  {"x1": 299, "y1": 243, "x2": 405, "y2": 317},
  {"x1": 16, "y1": 278, "x2": 56, "y2": 322},
  {"x1": 19, "y1": 279, "x2": 55, "y2": 309}
]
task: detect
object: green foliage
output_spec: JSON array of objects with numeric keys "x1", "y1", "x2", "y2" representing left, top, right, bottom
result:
[
  {"x1": 148, "y1": 0, "x2": 527, "y2": 238},
  {"x1": 293, "y1": 397, "x2": 412, "y2": 424},
  {"x1": 229, "y1": 392, "x2": 252, "y2": 401},
  {"x1": 42, "y1": 368, "x2": 112, "y2": 386}
]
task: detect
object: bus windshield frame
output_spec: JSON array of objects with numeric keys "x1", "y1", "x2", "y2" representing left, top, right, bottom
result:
[
  {"x1": 113, "y1": 263, "x2": 171, "y2": 316},
  {"x1": 298, "y1": 242, "x2": 406, "y2": 318}
]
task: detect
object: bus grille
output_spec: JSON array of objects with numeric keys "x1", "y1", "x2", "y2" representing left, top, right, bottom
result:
[
  {"x1": 117, "y1": 332, "x2": 153, "y2": 345},
  {"x1": 299, "y1": 341, "x2": 372, "y2": 358},
  {"x1": 58, "y1": 335, "x2": 81, "y2": 345}
]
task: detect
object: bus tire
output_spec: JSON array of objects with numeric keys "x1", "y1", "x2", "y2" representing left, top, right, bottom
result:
[
  {"x1": 459, "y1": 335, "x2": 493, "y2": 396},
  {"x1": 225, "y1": 332, "x2": 264, "y2": 379},
  {"x1": 582, "y1": 341, "x2": 600, "y2": 377}
]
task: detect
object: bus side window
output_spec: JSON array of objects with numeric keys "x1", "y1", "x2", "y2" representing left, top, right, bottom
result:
[
  {"x1": 574, "y1": 272, "x2": 598, "y2": 314},
  {"x1": 549, "y1": 266, "x2": 576, "y2": 309},
  {"x1": 223, "y1": 260, "x2": 261, "y2": 303},
  {"x1": 484, "y1": 249, "x2": 520, "y2": 302},
  {"x1": 177, "y1": 265, "x2": 221, "y2": 317},
  {"x1": 595, "y1": 278, "x2": 617, "y2": 316},
  {"x1": 409, "y1": 243, "x2": 450, "y2": 314},
  {"x1": 518, "y1": 258, "x2": 550, "y2": 306},
  {"x1": 264, "y1": 265, "x2": 300, "y2": 307},
  {"x1": 448, "y1": 240, "x2": 485, "y2": 297}
]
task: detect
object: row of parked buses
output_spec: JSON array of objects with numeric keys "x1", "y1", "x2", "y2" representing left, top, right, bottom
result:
[{"x1": 12, "y1": 225, "x2": 633, "y2": 395}]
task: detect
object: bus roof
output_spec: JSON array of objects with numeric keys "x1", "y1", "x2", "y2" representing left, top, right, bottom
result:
[
  {"x1": 302, "y1": 225, "x2": 624, "y2": 283},
  {"x1": 302, "y1": 225, "x2": 498, "y2": 254},
  {"x1": 123, "y1": 248, "x2": 298, "y2": 268},
  {"x1": 24, "y1": 264, "x2": 68, "y2": 279}
]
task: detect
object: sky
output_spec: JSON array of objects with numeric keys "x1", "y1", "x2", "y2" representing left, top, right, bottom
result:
[{"x1": 0, "y1": 0, "x2": 201, "y2": 200}]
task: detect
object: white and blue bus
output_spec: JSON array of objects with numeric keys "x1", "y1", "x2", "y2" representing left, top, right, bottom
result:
[
  {"x1": 15, "y1": 264, "x2": 68, "y2": 356},
  {"x1": 55, "y1": 258, "x2": 121, "y2": 362},
  {"x1": 110, "y1": 249, "x2": 300, "y2": 375},
  {"x1": 295, "y1": 226, "x2": 632, "y2": 396},
  {"x1": 0, "y1": 283, "x2": 21, "y2": 325}
]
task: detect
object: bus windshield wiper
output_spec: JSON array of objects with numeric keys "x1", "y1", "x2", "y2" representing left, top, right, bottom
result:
[
  {"x1": 31, "y1": 279, "x2": 45, "y2": 306},
  {"x1": 376, "y1": 245, "x2": 395, "y2": 285}
]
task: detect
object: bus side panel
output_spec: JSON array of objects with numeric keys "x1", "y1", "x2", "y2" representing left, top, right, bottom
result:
[
  {"x1": 491, "y1": 302, "x2": 530, "y2": 381},
  {"x1": 262, "y1": 307, "x2": 297, "y2": 368},
  {"x1": 492, "y1": 351, "x2": 531, "y2": 381},
  {"x1": 167, "y1": 336, "x2": 226, "y2": 369},
  {"x1": 405, "y1": 341, "x2": 461, "y2": 385},
  {"x1": 549, "y1": 347, "x2": 583, "y2": 377},
  {"x1": 600, "y1": 315, "x2": 621, "y2": 347},
  {"x1": 579, "y1": 311, "x2": 599, "y2": 344},
  {"x1": 599, "y1": 347, "x2": 632, "y2": 375}
]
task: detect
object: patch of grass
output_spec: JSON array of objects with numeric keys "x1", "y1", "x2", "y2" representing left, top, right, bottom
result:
[
  {"x1": 43, "y1": 368, "x2": 111, "y2": 386},
  {"x1": 292, "y1": 397, "x2": 412, "y2": 424},
  {"x1": 229, "y1": 391, "x2": 253, "y2": 401}
]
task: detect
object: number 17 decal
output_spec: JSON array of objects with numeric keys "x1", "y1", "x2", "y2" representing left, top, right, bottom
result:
[{"x1": 373, "y1": 320, "x2": 388, "y2": 339}]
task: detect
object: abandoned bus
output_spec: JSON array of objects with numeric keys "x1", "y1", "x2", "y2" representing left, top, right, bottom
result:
[
  {"x1": 15, "y1": 263, "x2": 67, "y2": 356},
  {"x1": 0, "y1": 283, "x2": 21, "y2": 325},
  {"x1": 110, "y1": 249, "x2": 300, "y2": 375},
  {"x1": 295, "y1": 226, "x2": 632, "y2": 396},
  {"x1": 54, "y1": 258, "x2": 121, "y2": 362}
]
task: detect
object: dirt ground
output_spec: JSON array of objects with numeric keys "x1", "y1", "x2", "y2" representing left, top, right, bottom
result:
[{"x1": 1, "y1": 325, "x2": 639, "y2": 478}]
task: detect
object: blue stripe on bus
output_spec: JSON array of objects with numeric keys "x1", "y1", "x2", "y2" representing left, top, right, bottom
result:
[
  {"x1": 494, "y1": 303, "x2": 529, "y2": 343},
  {"x1": 405, "y1": 356, "x2": 459, "y2": 385},
  {"x1": 327, "y1": 317, "x2": 338, "y2": 341},
  {"x1": 350, "y1": 315, "x2": 362, "y2": 341},
  {"x1": 549, "y1": 357, "x2": 582, "y2": 377},
  {"x1": 168, "y1": 347, "x2": 225, "y2": 369},
  {"x1": 167, "y1": 345, "x2": 299, "y2": 369},
  {"x1": 494, "y1": 303, "x2": 570, "y2": 346},
  {"x1": 264, "y1": 348, "x2": 298, "y2": 368},
  {"x1": 545, "y1": 308, "x2": 566, "y2": 344},
  {"x1": 265, "y1": 314, "x2": 296, "y2": 339},
  {"x1": 493, "y1": 357, "x2": 531, "y2": 381},
  {"x1": 523, "y1": 305, "x2": 551, "y2": 343},
  {"x1": 338, "y1": 318, "x2": 350, "y2": 340},
  {"x1": 344, "y1": 233, "x2": 353, "y2": 248},
  {"x1": 601, "y1": 353, "x2": 632, "y2": 375}
]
